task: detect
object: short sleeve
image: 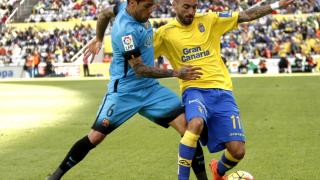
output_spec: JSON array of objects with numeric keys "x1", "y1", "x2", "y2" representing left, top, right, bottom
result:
[
  {"x1": 212, "y1": 11, "x2": 239, "y2": 36},
  {"x1": 153, "y1": 28, "x2": 165, "y2": 59}
]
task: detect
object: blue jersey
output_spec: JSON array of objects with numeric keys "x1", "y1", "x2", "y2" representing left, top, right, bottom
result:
[{"x1": 108, "y1": 3, "x2": 158, "y2": 93}]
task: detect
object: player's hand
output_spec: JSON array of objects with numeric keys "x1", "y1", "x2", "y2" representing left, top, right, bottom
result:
[
  {"x1": 176, "y1": 65, "x2": 202, "y2": 80},
  {"x1": 279, "y1": 0, "x2": 294, "y2": 9},
  {"x1": 84, "y1": 38, "x2": 102, "y2": 63}
]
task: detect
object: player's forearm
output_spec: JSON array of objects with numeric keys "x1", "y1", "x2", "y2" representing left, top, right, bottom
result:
[
  {"x1": 238, "y1": 4, "x2": 272, "y2": 23},
  {"x1": 96, "y1": 6, "x2": 115, "y2": 42},
  {"x1": 133, "y1": 64, "x2": 178, "y2": 78}
]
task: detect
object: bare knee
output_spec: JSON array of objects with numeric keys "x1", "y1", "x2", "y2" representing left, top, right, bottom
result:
[
  {"x1": 169, "y1": 114, "x2": 187, "y2": 135},
  {"x1": 226, "y1": 141, "x2": 245, "y2": 160},
  {"x1": 188, "y1": 117, "x2": 204, "y2": 135},
  {"x1": 88, "y1": 129, "x2": 106, "y2": 145}
]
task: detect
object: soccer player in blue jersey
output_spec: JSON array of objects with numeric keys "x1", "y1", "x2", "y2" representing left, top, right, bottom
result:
[{"x1": 47, "y1": 0, "x2": 206, "y2": 179}]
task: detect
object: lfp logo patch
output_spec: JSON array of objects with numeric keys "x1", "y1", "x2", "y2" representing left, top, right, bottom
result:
[{"x1": 122, "y1": 35, "x2": 135, "y2": 51}]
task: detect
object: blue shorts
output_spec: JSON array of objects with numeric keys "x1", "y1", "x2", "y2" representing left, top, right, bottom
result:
[
  {"x1": 182, "y1": 88, "x2": 245, "y2": 153},
  {"x1": 92, "y1": 84, "x2": 184, "y2": 134}
]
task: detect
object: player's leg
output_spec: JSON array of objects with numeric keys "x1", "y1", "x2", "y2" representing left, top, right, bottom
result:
[
  {"x1": 169, "y1": 114, "x2": 207, "y2": 180},
  {"x1": 47, "y1": 92, "x2": 142, "y2": 180},
  {"x1": 47, "y1": 130, "x2": 105, "y2": 180},
  {"x1": 139, "y1": 85, "x2": 207, "y2": 180},
  {"x1": 178, "y1": 117, "x2": 203, "y2": 180},
  {"x1": 212, "y1": 141, "x2": 245, "y2": 177},
  {"x1": 209, "y1": 142, "x2": 245, "y2": 180},
  {"x1": 225, "y1": 141, "x2": 245, "y2": 160},
  {"x1": 178, "y1": 88, "x2": 207, "y2": 180},
  {"x1": 204, "y1": 89, "x2": 245, "y2": 179}
]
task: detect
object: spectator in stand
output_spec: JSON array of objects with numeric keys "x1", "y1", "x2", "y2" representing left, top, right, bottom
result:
[
  {"x1": 11, "y1": 43, "x2": 22, "y2": 63},
  {"x1": 156, "y1": 56, "x2": 166, "y2": 69},
  {"x1": 44, "y1": 52, "x2": 55, "y2": 76},
  {"x1": 0, "y1": 42, "x2": 8, "y2": 64},
  {"x1": 24, "y1": 50, "x2": 35, "y2": 78},
  {"x1": 259, "y1": 59, "x2": 268, "y2": 73},
  {"x1": 0, "y1": 42, "x2": 6, "y2": 56},
  {"x1": 32, "y1": 0, "x2": 46, "y2": 14},
  {"x1": 238, "y1": 59, "x2": 249, "y2": 74},
  {"x1": 312, "y1": 39, "x2": 320, "y2": 53},
  {"x1": 83, "y1": 54, "x2": 90, "y2": 77},
  {"x1": 293, "y1": 53, "x2": 304, "y2": 72},
  {"x1": 103, "y1": 54, "x2": 112, "y2": 63},
  {"x1": 0, "y1": 4, "x2": 8, "y2": 25},
  {"x1": 278, "y1": 55, "x2": 290, "y2": 73},
  {"x1": 248, "y1": 61, "x2": 258, "y2": 74},
  {"x1": 305, "y1": 54, "x2": 318, "y2": 72},
  {"x1": 33, "y1": 49, "x2": 41, "y2": 76}
]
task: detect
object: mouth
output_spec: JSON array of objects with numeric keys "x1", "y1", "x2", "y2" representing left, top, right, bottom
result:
[{"x1": 185, "y1": 15, "x2": 194, "y2": 20}]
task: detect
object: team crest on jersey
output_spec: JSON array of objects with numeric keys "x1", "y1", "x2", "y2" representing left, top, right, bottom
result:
[
  {"x1": 102, "y1": 118, "x2": 110, "y2": 127},
  {"x1": 122, "y1": 35, "x2": 135, "y2": 51},
  {"x1": 198, "y1": 23, "x2": 205, "y2": 33}
]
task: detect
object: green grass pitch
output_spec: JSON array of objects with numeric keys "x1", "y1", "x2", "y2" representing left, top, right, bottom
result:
[{"x1": 0, "y1": 75, "x2": 320, "y2": 179}]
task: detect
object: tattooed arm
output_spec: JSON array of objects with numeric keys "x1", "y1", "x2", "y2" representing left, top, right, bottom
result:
[
  {"x1": 96, "y1": 5, "x2": 116, "y2": 42},
  {"x1": 238, "y1": 0, "x2": 294, "y2": 23},
  {"x1": 84, "y1": 3, "x2": 122, "y2": 59},
  {"x1": 128, "y1": 56, "x2": 202, "y2": 80}
]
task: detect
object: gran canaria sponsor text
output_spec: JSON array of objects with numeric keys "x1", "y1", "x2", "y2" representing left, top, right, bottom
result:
[{"x1": 181, "y1": 46, "x2": 210, "y2": 62}]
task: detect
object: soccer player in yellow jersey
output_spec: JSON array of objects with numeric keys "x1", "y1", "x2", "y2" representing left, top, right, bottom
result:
[{"x1": 154, "y1": 0, "x2": 293, "y2": 179}]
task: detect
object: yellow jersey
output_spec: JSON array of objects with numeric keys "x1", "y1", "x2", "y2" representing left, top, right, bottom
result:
[{"x1": 154, "y1": 11, "x2": 239, "y2": 92}]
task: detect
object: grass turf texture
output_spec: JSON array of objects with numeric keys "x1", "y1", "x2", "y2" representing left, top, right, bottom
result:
[{"x1": 0, "y1": 76, "x2": 319, "y2": 179}]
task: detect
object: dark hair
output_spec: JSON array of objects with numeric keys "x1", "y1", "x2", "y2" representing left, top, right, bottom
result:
[{"x1": 127, "y1": 0, "x2": 145, "y2": 4}]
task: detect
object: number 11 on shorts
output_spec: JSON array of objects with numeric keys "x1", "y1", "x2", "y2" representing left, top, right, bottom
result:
[{"x1": 231, "y1": 115, "x2": 242, "y2": 129}]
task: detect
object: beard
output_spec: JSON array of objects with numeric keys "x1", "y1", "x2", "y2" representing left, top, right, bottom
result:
[{"x1": 177, "y1": 13, "x2": 194, "y2": 25}]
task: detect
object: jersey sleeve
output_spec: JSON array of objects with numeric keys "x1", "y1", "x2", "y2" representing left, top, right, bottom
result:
[
  {"x1": 211, "y1": 11, "x2": 239, "y2": 36},
  {"x1": 153, "y1": 27, "x2": 166, "y2": 59},
  {"x1": 117, "y1": 29, "x2": 142, "y2": 60}
]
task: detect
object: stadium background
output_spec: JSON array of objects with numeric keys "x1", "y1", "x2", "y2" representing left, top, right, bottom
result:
[{"x1": 1, "y1": 0, "x2": 320, "y2": 179}]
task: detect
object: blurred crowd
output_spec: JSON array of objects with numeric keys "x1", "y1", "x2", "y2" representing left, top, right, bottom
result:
[
  {"x1": 1, "y1": 0, "x2": 320, "y2": 75},
  {"x1": 201, "y1": 0, "x2": 320, "y2": 14},
  {"x1": 0, "y1": 0, "x2": 20, "y2": 24},
  {"x1": 0, "y1": 24, "x2": 95, "y2": 66},
  {"x1": 26, "y1": 0, "x2": 320, "y2": 22},
  {"x1": 26, "y1": 0, "x2": 110, "y2": 22},
  {"x1": 222, "y1": 15, "x2": 320, "y2": 60}
]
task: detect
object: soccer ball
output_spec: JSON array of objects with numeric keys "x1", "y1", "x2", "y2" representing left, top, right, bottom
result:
[{"x1": 227, "y1": 170, "x2": 254, "y2": 180}]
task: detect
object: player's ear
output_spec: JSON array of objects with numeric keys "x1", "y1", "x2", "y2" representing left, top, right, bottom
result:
[{"x1": 172, "y1": 0, "x2": 178, "y2": 10}]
